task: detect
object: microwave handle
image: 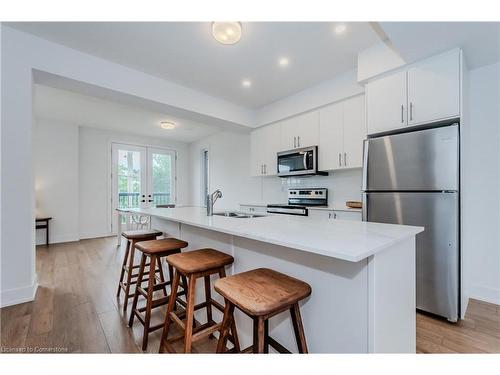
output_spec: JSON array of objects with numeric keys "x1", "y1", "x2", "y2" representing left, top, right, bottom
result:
[{"x1": 303, "y1": 152, "x2": 308, "y2": 170}]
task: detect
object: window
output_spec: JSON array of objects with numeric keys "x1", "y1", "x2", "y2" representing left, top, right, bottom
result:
[{"x1": 201, "y1": 149, "x2": 209, "y2": 207}]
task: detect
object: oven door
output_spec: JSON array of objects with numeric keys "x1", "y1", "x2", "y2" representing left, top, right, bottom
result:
[{"x1": 277, "y1": 147, "x2": 316, "y2": 176}]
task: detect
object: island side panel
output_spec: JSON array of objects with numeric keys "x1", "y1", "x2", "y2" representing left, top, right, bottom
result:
[
  {"x1": 367, "y1": 237, "x2": 416, "y2": 353},
  {"x1": 232, "y1": 237, "x2": 369, "y2": 353}
]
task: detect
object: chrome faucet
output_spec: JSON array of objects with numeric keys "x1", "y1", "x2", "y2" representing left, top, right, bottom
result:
[{"x1": 206, "y1": 189, "x2": 222, "y2": 216}]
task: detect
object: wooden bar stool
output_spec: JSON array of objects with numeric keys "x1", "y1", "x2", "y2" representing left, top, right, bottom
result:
[
  {"x1": 215, "y1": 268, "x2": 311, "y2": 354},
  {"x1": 116, "y1": 229, "x2": 163, "y2": 311},
  {"x1": 159, "y1": 248, "x2": 240, "y2": 354},
  {"x1": 128, "y1": 238, "x2": 189, "y2": 350}
]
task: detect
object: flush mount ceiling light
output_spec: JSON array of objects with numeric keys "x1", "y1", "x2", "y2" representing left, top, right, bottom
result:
[
  {"x1": 334, "y1": 23, "x2": 347, "y2": 35},
  {"x1": 241, "y1": 79, "x2": 252, "y2": 88},
  {"x1": 212, "y1": 22, "x2": 242, "y2": 45},
  {"x1": 278, "y1": 57, "x2": 289, "y2": 67},
  {"x1": 160, "y1": 121, "x2": 176, "y2": 130}
]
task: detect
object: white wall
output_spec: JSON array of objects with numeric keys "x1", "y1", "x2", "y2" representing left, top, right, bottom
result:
[
  {"x1": 189, "y1": 131, "x2": 260, "y2": 210},
  {"x1": 462, "y1": 61, "x2": 500, "y2": 305},
  {"x1": 34, "y1": 120, "x2": 79, "y2": 244},
  {"x1": 78, "y1": 126, "x2": 190, "y2": 239}
]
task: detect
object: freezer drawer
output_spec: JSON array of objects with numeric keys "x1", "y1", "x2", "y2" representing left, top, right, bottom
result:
[
  {"x1": 363, "y1": 192, "x2": 459, "y2": 321},
  {"x1": 363, "y1": 124, "x2": 459, "y2": 191}
]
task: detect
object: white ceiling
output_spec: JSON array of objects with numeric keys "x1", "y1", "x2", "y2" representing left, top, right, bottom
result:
[
  {"x1": 380, "y1": 22, "x2": 500, "y2": 69},
  {"x1": 10, "y1": 22, "x2": 381, "y2": 109},
  {"x1": 34, "y1": 84, "x2": 222, "y2": 143}
]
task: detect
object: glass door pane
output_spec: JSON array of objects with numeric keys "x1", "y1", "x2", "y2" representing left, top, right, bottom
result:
[
  {"x1": 148, "y1": 148, "x2": 176, "y2": 206},
  {"x1": 111, "y1": 143, "x2": 147, "y2": 230}
]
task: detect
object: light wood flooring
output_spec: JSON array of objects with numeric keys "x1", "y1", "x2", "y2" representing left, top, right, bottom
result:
[{"x1": 1, "y1": 237, "x2": 499, "y2": 353}]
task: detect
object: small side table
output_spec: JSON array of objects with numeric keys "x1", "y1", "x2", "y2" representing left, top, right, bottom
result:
[{"x1": 36, "y1": 217, "x2": 52, "y2": 246}]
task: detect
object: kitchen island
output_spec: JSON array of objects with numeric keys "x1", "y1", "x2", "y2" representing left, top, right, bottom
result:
[{"x1": 126, "y1": 206, "x2": 423, "y2": 353}]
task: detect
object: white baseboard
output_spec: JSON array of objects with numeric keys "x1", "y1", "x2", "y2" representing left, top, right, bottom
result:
[
  {"x1": 466, "y1": 284, "x2": 500, "y2": 306},
  {"x1": 36, "y1": 233, "x2": 80, "y2": 245},
  {"x1": 79, "y1": 232, "x2": 114, "y2": 240},
  {"x1": 0, "y1": 282, "x2": 38, "y2": 308}
]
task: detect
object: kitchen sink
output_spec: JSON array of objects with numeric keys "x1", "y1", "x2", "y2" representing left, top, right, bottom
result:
[{"x1": 213, "y1": 211, "x2": 266, "y2": 218}]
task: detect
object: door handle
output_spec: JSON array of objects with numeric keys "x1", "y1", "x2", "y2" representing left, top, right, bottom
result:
[
  {"x1": 338, "y1": 153, "x2": 341, "y2": 167},
  {"x1": 344, "y1": 152, "x2": 347, "y2": 166},
  {"x1": 401, "y1": 104, "x2": 404, "y2": 123},
  {"x1": 293, "y1": 136, "x2": 296, "y2": 148},
  {"x1": 410, "y1": 102, "x2": 413, "y2": 121},
  {"x1": 261, "y1": 164, "x2": 263, "y2": 174},
  {"x1": 297, "y1": 136, "x2": 300, "y2": 147},
  {"x1": 264, "y1": 164, "x2": 266, "y2": 174}
]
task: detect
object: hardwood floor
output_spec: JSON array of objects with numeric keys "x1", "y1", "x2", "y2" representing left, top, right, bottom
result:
[{"x1": 1, "y1": 236, "x2": 499, "y2": 353}]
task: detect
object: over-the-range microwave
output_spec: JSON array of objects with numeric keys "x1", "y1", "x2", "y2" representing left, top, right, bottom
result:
[{"x1": 277, "y1": 146, "x2": 327, "y2": 177}]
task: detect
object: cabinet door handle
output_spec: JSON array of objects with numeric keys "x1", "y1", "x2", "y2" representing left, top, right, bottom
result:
[
  {"x1": 410, "y1": 102, "x2": 413, "y2": 121},
  {"x1": 297, "y1": 136, "x2": 300, "y2": 147},
  {"x1": 401, "y1": 104, "x2": 404, "y2": 123},
  {"x1": 334, "y1": 213, "x2": 337, "y2": 219},
  {"x1": 293, "y1": 136, "x2": 296, "y2": 148},
  {"x1": 261, "y1": 164, "x2": 263, "y2": 174},
  {"x1": 344, "y1": 152, "x2": 347, "y2": 166},
  {"x1": 338, "y1": 153, "x2": 342, "y2": 167},
  {"x1": 328, "y1": 213, "x2": 331, "y2": 219},
  {"x1": 264, "y1": 164, "x2": 267, "y2": 174}
]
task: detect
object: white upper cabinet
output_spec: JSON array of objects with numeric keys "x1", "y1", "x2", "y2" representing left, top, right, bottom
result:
[
  {"x1": 250, "y1": 123, "x2": 281, "y2": 176},
  {"x1": 280, "y1": 111, "x2": 319, "y2": 150},
  {"x1": 343, "y1": 95, "x2": 366, "y2": 168},
  {"x1": 407, "y1": 50, "x2": 460, "y2": 125},
  {"x1": 318, "y1": 102, "x2": 343, "y2": 170},
  {"x1": 366, "y1": 70, "x2": 407, "y2": 134},
  {"x1": 366, "y1": 49, "x2": 461, "y2": 135},
  {"x1": 319, "y1": 95, "x2": 366, "y2": 171}
]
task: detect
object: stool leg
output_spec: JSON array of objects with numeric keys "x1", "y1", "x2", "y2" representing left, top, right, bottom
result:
[
  {"x1": 159, "y1": 270, "x2": 180, "y2": 353},
  {"x1": 290, "y1": 303, "x2": 308, "y2": 354},
  {"x1": 218, "y1": 268, "x2": 240, "y2": 351},
  {"x1": 128, "y1": 253, "x2": 146, "y2": 327},
  {"x1": 204, "y1": 275, "x2": 213, "y2": 325},
  {"x1": 183, "y1": 274, "x2": 197, "y2": 353},
  {"x1": 141, "y1": 254, "x2": 157, "y2": 351},
  {"x1": 264, "y1": 320, "x2": 269, "y2": 353},
  {"x1": 116, "y1": 238, "x2": 131, "y2": 298},
  {"x1": 123, "y1": 239, "x2": 137, "y2": 311},
  {"x1": 156, "y1": 257, "x2": 168, "y2": 297},
  {"x1": 253, "y1": 317, "x2": 265, "y2": 354},
  {"x1": 216, "y1": 299, "x2": 235, "y2": 353}
]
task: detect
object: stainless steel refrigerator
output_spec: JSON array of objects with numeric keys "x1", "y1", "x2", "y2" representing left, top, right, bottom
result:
[{"x1": 362, "y1": 124, "x2": 460, "y2": 322}]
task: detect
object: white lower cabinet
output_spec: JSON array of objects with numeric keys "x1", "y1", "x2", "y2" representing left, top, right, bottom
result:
[
  {"x1": 239, "y1": 204, "x2": 267, "y2": 214},
  {"x1": 307, "y1": 209, "x2": 362, "y2": 221}
]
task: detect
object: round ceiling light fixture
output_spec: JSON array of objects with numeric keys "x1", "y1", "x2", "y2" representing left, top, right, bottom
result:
[
  {"x1": 160, "y1": 121, "x2": 176, "y2": 130},
  {"x1": 278, "y1": 57, "x2": 289, "y2": 67},
  {"x1": 212, "y1": 22, "x2": 242, "y2": 45},
  {"x1": 334, "y1": 23, "x2": 347, "y2": 35},
  {"x1": 241, "y1": 79, "x2": 252, "y2": 88}
]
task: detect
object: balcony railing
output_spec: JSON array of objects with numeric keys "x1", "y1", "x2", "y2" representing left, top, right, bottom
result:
[{"x1": 118, "y1": 192, "x2": 171, "y2": 208}]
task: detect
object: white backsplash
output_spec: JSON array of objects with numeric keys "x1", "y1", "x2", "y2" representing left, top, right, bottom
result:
[{"x1": 260, "y1": 168, "x2": 362, "y2": 206}]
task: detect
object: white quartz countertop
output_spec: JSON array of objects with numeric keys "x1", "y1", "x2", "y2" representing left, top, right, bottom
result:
[{"x1": 127, "y1": 206, "x2": 423, "y2": 263}]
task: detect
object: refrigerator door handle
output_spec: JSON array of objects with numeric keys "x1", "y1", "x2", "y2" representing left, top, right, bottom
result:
[
  {"x1": 362, "y1": 193, "x2": 367, "y2": 221},
  {"x1": 362, "y1": 139, "x2": 369, "y2": 191}
]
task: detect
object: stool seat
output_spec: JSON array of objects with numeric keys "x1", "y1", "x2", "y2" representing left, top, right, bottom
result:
[
  {"x1": 122, "y1": 229, "x2": 163, "y2": 240},
  {"x1": 166, "y1": 248, "x2": 234, "y2": 274},
  {"x1": 135, "y1": 238, "x2": 188, "y2": 255},
  {"x1": 214, "y1": 268, "x2": 311, "y2": 316}
]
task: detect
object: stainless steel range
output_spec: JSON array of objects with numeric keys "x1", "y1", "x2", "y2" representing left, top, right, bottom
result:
[{"x1": 267, "y1": 188, "x2": 328, "y2": 216}]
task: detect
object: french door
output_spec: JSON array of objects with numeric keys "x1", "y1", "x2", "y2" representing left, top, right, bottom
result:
[{"x1": 111, "y1": 143, "x2": 176, "y2": 232}]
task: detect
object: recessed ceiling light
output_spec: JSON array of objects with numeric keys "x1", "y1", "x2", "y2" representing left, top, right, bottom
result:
[
  {"x1": 160, "y1": 121, "x2": 176, "y2": 130},
  {"x1": 212, "y1": 22, "x2": 242, "y2": 45},
  {"x1": 334, "y1": 24, "x2": 347, "y2": 35},
  {"x1": 242, "y1": 79, "x2": 252, "y2": 88},
  {"x1": 278, "y1": 57, "x2": 289, "y2": 67}
]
